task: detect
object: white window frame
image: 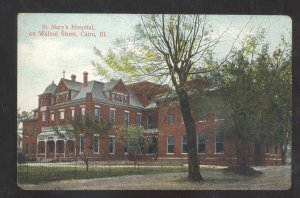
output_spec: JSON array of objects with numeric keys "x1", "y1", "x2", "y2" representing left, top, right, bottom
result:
[
  {"x1": 93, "y1": 134, "x2": 100, "y2": 154},
  {"x1": 95, "y1": 106, "x2": 101, "y2": 120},
  {"x1": 137, "y1": 113, "x2": 142, "y2": 127},
  {"x1": 109, "y1": 135, "x2": 116, "y2": 154},
  {"x1": 80, "y1": 106, "x2": 85, "y2": 116},
  {"x1": 124, "y1": 111, "x2": 130, "y2": 127},
  {"x1": 59, "y1": 109, "x2": 65, "y2": 120},
  {"x1": 167, "y1": 136, "x2": 174, "y2": 154},
  {"x1": 215, "y1": 133, "x2": 224, "y2": 154},
  {"x1": 181, "y1": 135, "x2": 187, "y2": 154},
  {"x1": 110, "y1": 108, "x2": 116, "y2": 122},
  {"x1": 197, "y1": 134, "x2": 206, "y2": 154},
  {"x1": 50, "y1": 111, "x2": 54, "y2": 121},
  {"x1": 42, "y1": 111, "x2": 46, "y2": 122},
  {"x1": 79, "y1": 135, "x2": 84, "y2": 154}
]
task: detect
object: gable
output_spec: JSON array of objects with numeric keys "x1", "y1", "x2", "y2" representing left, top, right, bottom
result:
[
  {"x1": 56, "y1": 79, "x2": 69, "y2": 93},
  {"x1": 112, "y1": 80, "x2": 129, "y2": 94}
]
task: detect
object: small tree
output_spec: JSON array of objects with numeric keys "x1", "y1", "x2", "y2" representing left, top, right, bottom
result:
[
  {"x1": 17, "y1": 109, "x2": 33, "y2": 152},
  {"x1": 116, "y1": 125, "x2": 152, "y2": 167},
  {"x1": 56, "y1": 111, "x2": 114, "y2": 171}
]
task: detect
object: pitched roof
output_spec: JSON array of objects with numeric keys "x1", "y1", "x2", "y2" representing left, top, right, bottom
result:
[
  {"x1": 103, "y1": 79, "x2": 120, "y2": 91},
  {"x1": 62, "y1": 79, "x2": 82, "y2": 91}
]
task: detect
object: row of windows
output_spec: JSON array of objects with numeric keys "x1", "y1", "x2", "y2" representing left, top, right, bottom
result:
[
  {"x1": 23, "y1": 124, "x2": 36, "y2": 136},
  {"x1": 25, "y1": 143, "x2": 36, "y2": 154},
  {"x1": 167, "y1": 134, "x2": 224, "y2": 154},
  {"x1": 42, "y1": 106, "x2": 143, "y2": 127},
  {"x1": 112, "y1": 92, "x2": 129, "y2": 104},
  {"x1": 79, "y1": 135, "x2": 156, "y2": 155}
]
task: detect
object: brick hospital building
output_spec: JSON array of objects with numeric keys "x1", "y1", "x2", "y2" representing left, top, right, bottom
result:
[{"x1": 22, "y1": 71, "x2": 282, "y2": 166}]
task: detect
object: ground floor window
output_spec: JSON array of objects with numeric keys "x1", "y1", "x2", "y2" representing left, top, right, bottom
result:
[
  {"x1": 215, "y1": 132, "x2": 224, "y2": 153},
  {"x1": 25, "y1": 143, "x2": 29, "y2": 154},
  {"x1": 147, "y1": 137, "x2": 156, "y2": 154},
  {"x1": 167, "y1": 136, "x2": 174, "y2": 154},
  {"x1": 32, "y1": 144, "x2": 36, "y2": 154},
  {"x1": 57, "y1": 141, "x2": 64, "y2": 153},
  {"x1": 93, "y1": 135, "x2": 100, "y2": 153},
  {"x1": 38, "y1": 142, "x2": 45, "y2": 153},
  {"x1": 80, "y1": 136, "x2": 84, "y2": 153},
  {"x1": 68, "y1": 141, "x2": 74, "y2": 153},
  {"x1": 48, "y1": 141, "x2": 54, "y2": 153},
  {"x1": 182, "y1": 135, "x2": 187, "y2": 153},
  {"x1": 198, "y1": 134, "x2": 206, "y2": 153},
  {"x1": 109, "y1": 136, "x2": 115, "y2": 154}
]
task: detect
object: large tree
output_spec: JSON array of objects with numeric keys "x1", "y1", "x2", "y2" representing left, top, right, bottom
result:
[
  {"x1": 93, "y1": 15, "x2": 237, "y2": 181},
  {"x1": 206, "y1": 31, "x2": 291, "y2": 169}
]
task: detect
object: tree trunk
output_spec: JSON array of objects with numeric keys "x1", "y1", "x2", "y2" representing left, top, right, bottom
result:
[
  {"x1": 280, "y1": 144, "x2": 286, "y2": 165},
  {"x1": 254, "y1": 143, "x2": 263, "y2": 166},
  {"x1": 84, "y1": 159, "x2": 89, "y2": 172},
  {"x1": 177, "y1": 90, "x2": 204, "y2": 181}
]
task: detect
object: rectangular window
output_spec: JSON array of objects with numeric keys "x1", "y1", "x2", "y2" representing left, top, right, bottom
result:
[
  {"x1": 215, "y1": 132, "x2": 224, "y2": 153},
  {"x1": 110, "y1": 109, "x2": 116, "y2": 122},
  {"x1": 60, "y1": 110, "x2": 65, "y2": 120},
  {"x1": 81, "y1": 107, "x2": 85, "y2": 116},
  {"x1": 182, "y1": 136, "x2": 188, "y2": 153},
  {"x1": 32, "y1": 124, "x2": 36, "y2": 135},
  {"x1": 42, "y1": 112, "x2": 46, "y2": 122},
  {"x1": 167, "y1": 136, "x2": 174, "y2": 154},
  {"x1": 80, "y1": 136, "x2": 84, "y2": 153},
  {"x1": 124, "y1": 111, "x2": 129, "y2": 127},
  {"x1": 32, "y1": 144, "x2": 36, "y2": 154},
  {"x1": 50, "y1": 112, "x2": 54, "y2": 121},
  {"x1": 38, "y1": 142, "x2": 45, "y2": 153},
  {"x1": 25, "y1": 144, "x2": 29, "y2": 154},
  {"x1": 109, "y1": 136, "x2": 115, "y2": 154},
  {"x1": 167, "y1": 114, "x2": 174, "y2": 124},
  {"x1": 198, "y1": 134, "x2": 206, "y2": 153},
  {"x1": 137, "y1": 113, "x2": 142, "y2": 127},
  {"x1": 71, "y1": 109, "x2": 75, "y2": 119},
  {"x1": 147, "y1": 115, "x2": 153, "y2": 129},
  {"x1": 93, "y1": 135, "x2": 100, "y2": 153},
  {"x1": 57, "y1": 141, "x2": 64, "y2": 153},
  {"x1": 95, "y1": 107, "x2": 101, "y2": 120},
  {"x1": 198, "y1": 111, "x2": 206, "y2": 122},
  {"x1": 147, "y1": 137, "x2": 156, "y2": 154}
]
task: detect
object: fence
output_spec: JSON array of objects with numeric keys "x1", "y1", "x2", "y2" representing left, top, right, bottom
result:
[{"x1": 17, "y1": 156, "x2": 188, "y2": 184}]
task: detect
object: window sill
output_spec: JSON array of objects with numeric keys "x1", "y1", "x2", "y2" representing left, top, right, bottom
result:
[
  {"x1": 214, "y1": 152, "x2": 224, "y2": 154},
  {"x1": 181, "y1": 153, "x2": 188, "y2": 154},
  {"x1": 94, "y1": 152, "x2": 100, "y2": 154},
  {"x1": 166, "y1": 153, "x2": 174, "y2": 155}
]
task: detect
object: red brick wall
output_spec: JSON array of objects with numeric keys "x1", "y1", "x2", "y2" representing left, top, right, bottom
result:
[{"x1": 22, "y1": 119, "x2": 38, "y2": 160}]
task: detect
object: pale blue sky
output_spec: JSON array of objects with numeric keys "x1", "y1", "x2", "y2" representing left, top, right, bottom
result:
[{"x1": 17, "y1": 14, "x2": 291, "y2": 112}]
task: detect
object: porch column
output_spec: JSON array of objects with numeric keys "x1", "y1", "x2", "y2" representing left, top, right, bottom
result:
[
  {"x1": 74, "y1": 140, "x2": 77, "y2": 158},
  {"x1": 54, "y1": 140, "x2": 57, "y2": 160},
  {"x1": 64, "y1": 140, "x2": 66, "y2": 159},
  {"x1": 45, "y1": 140, "x2": 47, "y2": 158}
]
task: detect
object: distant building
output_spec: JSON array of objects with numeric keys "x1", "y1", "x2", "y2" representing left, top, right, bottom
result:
[{"x1": 22, "y1": 71, "x2": 282, "y2": 166}]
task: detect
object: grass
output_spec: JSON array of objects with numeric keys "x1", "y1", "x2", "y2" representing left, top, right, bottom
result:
[{"x1": 17, "y1": 164, "x2": 192, "y2": 184}]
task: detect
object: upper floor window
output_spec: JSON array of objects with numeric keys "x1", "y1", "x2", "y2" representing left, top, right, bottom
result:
[
  {"x1": 110, "y1": 108, "x2": 116, "y2": 122},
  {"x1": 198, "y1": 111, "x2": 206, "y2": 122},
  {"x1": 112, "y1": 92, "x2": 128, "y2": 104},
  {"x1": 124, "y1": 111, "x2": 130, "y2": 127},
  {"x1": 56, "y1": 92, "x2": 68, "y2": 103},
  {"x1": 81, "y1": 106, "x2": 85, "y2": 116},
  {"x1": 95, "y1": 107, "x2": 101, "y2": 120},
  {"x1": 70, "y1": 108, "x2": 75, "y2": 119},
  {"x1": 50, "y1": 112, "x2": 54, "y2": 121},
  {"x1": 42, "y1": 111, "x2": 46, "y2": 122},
  {"x1": 32, "y1": 124, "x2": 36, "y2": 135},
  {"x1": 137, "y1": 113, "x2": 142, "y2": 127},
  {"x1": 167, "y1": 114, "x2": 174, "y2": 124},
  {"x1": 147, "y1": 115, "x2": 153, "y2": 129},
  {"x1": 59, "y1": 110, "x2": 65, "y2": 120}
]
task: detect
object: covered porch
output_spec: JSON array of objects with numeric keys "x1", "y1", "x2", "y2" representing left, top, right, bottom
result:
[{"x1": 36, "y1": 125, "x2": 76, "y2": 160}]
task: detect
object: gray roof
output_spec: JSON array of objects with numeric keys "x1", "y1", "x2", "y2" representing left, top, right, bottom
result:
[
  {"x1": 62, "y1": 79, "x2": 82, "y2": 91},
  {"x1": 72, "y1": 80, "x2": 143, "y2": 108},
  {"x1": 103, "y1": 79, "x2": 120, "y2": 91},
  {"x1": 42, "y1": 83, "x2": 57, "y2": 94}
]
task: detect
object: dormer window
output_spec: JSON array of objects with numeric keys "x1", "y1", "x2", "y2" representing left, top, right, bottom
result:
[
  {"x1": 112, "y1": 92, "x2": 128, "y2": 104},
  {"x1": 56, "y1": 92, "x2": 68, "y2": 103}
]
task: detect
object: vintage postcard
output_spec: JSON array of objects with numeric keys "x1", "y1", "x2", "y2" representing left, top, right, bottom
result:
[{"x1": 17, "y1": 14, "x2": 291, "y2": 190}]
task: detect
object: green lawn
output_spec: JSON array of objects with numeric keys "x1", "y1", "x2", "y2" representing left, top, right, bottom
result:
[{"x1": 17, "y1": 164, "x2": 192, "y2": 184}]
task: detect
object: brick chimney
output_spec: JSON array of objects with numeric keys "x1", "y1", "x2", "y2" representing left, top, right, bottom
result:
[
  {"x1": 71, "y1": 74, "x2": 76, "y2": 82},
  {"x1": 83, "y1": 71, "x2": 88, "y2": 87}
]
